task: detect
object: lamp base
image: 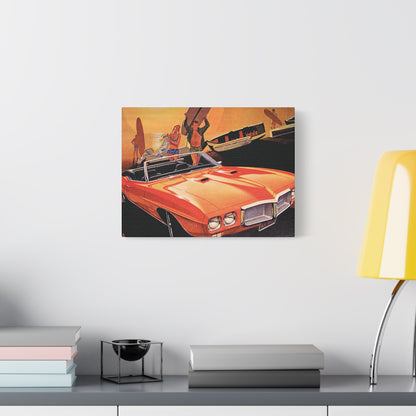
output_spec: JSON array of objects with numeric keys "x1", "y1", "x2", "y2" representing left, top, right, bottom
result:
[{"x1": 369, "y1": 280, "x2": 407, "y2": 385}]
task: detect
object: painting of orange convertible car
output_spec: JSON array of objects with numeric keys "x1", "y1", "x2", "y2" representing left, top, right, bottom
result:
[{"x1": 122, "y1": 152, "x2": 294, "y2": 237}]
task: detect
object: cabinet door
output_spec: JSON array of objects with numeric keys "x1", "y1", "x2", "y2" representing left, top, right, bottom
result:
[
  {"x1": 1, "y1": 406, "x2": 116, "y2": 416},
  {"x1": 120, "y1": 406, "x2": 326, "y2": 416},
  {"x1": 330, "y1": 406, "x2": 416, "y2": 416}
]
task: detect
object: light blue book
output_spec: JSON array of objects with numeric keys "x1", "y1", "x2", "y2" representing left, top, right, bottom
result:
[
  {"x1": 0, "y1": 364, "x2": 76, "y2": 387},
  {"x1": 0, "y1": 359, "x2": 74, "y2": 374}
]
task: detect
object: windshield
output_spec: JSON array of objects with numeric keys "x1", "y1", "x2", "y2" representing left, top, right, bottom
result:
[{"x1": 144, "y1": 152, "x2": 219, "y2": 182}]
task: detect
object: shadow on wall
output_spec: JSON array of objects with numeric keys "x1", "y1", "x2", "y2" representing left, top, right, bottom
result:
[
  {"x1": 324, "y1": 350, "x2": 365, "y2": 376},
  {"x1": 0, "y1": 289, "x2": 32, "y2": 326},
  {"x1": 294, "y1": 110, "x2": 307, "y2": 237},
  {"x1": 74, "y1": 329, "x2": 102, "y2": 375}
]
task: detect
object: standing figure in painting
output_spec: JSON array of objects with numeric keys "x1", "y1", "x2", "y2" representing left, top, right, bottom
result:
[
  {"x1": 270, "y1": 109, "x2": 279, "y2": 130},
  {"x1": 165, "y1": 124, "x2": 181, "y2": 160},
  {"x1": 131, "y1": 117, "x2": 145, "y2": 167},
  {"x1": 131, "y1": 137, "x2": 140, "y2": 166},
  {"x1": 264, "y1": 108, "x2": 283, "y2": 133},
  {"x1": 183, "y1": 113, "x2": 210, "y2": 165}
]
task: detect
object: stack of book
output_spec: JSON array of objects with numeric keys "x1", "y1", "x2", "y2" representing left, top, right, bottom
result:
[
  {"x1": 0, "y1": 326, "x2": 80, "y2": 387},
  {"x1": 189, "y1": 344, "x2": 324, "y2": 388}
]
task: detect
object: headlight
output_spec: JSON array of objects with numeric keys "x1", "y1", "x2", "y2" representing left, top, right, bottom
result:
[
  {"x1": 224, "y1": 211, "x2": 236, "y2": 226},
  {"x1": 208, "y1": 216, "x2": 221, "y2": 231},
  {"x1": 291, "y1": 188, "x2": 295, "y2": 199}
]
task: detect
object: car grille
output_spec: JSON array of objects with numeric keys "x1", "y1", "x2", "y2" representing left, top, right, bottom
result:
[
  {"x1": 242, "y1": 202, "x2": 274, "y2": 226},
  {"x1": 277, "y1": 190, "x2": 292, "y2": 215}
]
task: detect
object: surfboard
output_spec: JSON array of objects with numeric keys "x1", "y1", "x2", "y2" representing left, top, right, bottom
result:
[
  {"x1": 181, "y1": 107, "x2": 211, "y2": 136},
  {"x1": 264, "y1": 109, "x2": 283, "y2": 126},
  {"x1": 135, "y1": 117, "x2": 145, "y2": 155}
]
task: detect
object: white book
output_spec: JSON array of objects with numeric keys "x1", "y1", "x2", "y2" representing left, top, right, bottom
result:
[
  {"x1": 190, "y1": 344, "x2": 324, "y2": 371},
  {"x1": 0, "y1": 359, "x2": 74, "y2": 374}
]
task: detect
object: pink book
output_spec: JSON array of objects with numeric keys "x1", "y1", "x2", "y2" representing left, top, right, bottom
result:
[{"x1": 0, "y1": 345, "x2": 78, "y2": 360}]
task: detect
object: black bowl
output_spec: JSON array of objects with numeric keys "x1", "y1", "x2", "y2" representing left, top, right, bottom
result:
[{"x1": 112, "y1": 339, "x2": 151, "y2": 361}]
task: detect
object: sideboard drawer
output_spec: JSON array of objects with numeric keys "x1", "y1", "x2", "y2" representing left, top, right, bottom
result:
[
  {"x1": 1, "y1": 406, "x2": 116, "y2": 416},
  {"x1": 330, "y1": 406, "x2": 416, "y2": 416},
  {"x1": 120, "y1": 406, "x2": 326, "y2": 416}
]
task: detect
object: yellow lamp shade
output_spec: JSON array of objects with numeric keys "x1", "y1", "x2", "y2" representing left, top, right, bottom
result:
[{"x1": 357, "y1": 150, "x2": 416, "y2": 279}]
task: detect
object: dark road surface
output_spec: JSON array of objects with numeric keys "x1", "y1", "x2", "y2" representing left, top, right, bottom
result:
[{"x1": 122, "y1": 200, "x2": 294, "y2": 237}]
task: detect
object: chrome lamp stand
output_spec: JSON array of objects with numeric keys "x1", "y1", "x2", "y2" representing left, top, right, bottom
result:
[{"x1": 370, "y1": 280, "x2": 412, "y2": 385}]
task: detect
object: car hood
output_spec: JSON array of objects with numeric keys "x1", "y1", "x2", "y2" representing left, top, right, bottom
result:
[{"x1": 155, "y1": 167, "x2": 293, "y2": 214}]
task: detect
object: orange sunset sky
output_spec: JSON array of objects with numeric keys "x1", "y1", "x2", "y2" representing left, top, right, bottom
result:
[{"x1": 122, "y1": 107, "x2": 294, "y2": 169}]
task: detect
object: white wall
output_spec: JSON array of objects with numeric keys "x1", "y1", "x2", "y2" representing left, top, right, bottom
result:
[{"x1": 1, "y1": 0, "x2": 416, "y2": 376}]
